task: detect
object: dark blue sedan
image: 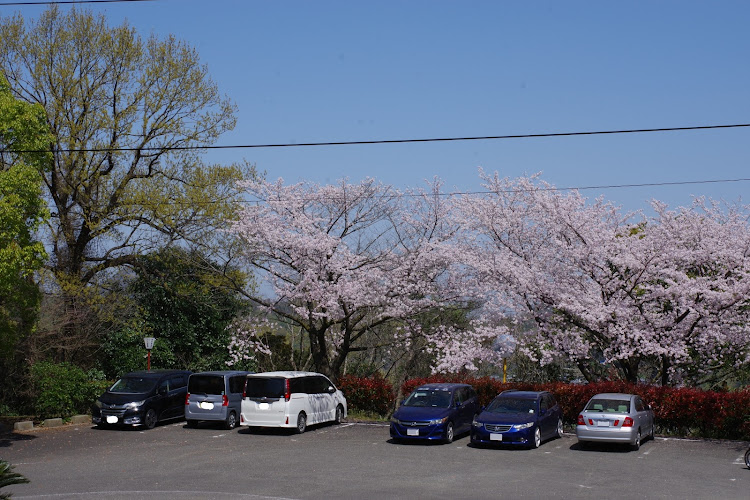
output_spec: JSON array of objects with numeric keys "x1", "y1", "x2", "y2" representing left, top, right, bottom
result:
[
  {"x1": 390, "y1": 383, "x2": 480, "y2": 443},
  {"x1": 470, "y1": 390, "x2": 563, "y2": 448}
]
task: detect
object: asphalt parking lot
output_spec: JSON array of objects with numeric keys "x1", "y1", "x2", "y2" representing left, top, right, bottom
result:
[{"x1": 1, "y1": 419, "x2": 748, "y2": 499}]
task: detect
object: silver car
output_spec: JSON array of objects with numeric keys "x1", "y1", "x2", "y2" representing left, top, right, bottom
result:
[{"x1": 576, "y1": 393, "x2": 655, "y2": 450}]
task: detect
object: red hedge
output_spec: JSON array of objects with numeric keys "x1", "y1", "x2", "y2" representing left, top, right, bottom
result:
[{"x1": 340, "y1": 374, "x2": 750, "y2": 440}]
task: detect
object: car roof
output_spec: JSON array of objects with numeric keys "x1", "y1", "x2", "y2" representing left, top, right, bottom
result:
[
  {"x1": 123, "y1": 369, "x2": 191, "y2": 378},
  {"x1": 414, "y1": 383, "x2": 470, "y2": 391},
  {"x1": 497, "y1": 390, "x2": 546, "y2": 399},
  {"x1": 589, "y1": 393, "x2": 636, "y2": 399},
  {"x1": 247, "y1": 371, "x2": 325, "y2": 378},
  {"x1": 190, "y1": 370, "x2": 253, "y2": 377}
]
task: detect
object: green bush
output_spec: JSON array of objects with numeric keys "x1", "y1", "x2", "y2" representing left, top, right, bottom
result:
[
  {"x1": 30, "y1": 361, "x2": 109, "y2": 419},
  {"x1": 0, "y1": 459, "x2": 29, "y2": 499}
]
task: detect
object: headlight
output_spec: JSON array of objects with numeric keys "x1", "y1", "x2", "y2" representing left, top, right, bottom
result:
[
  {"x1": 390, "y1": 417, "x2": 400, "y2": 424},
  {"x1": 472, "y1": 417, "x2": 482, "y2": 428},
  {"x1": 95, "y1": 399, "x2": 102, "y2": 408},
  {"x1": 429, "y1": 417, "x2": 448, "y2": 425},
  {"x1": 126, "y1": 400, "x2": 145, "y2": 408},
  {"x1": 513, "y1": 422, "x2": 534, "y2": 430}
]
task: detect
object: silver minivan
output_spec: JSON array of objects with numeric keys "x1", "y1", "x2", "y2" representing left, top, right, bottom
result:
[
  {"x1": 185, "y1": 370, "x2": 252, "y2": 430},
  {"x1": 240, "y1": 371, "x2": 347, "y2": 433}
]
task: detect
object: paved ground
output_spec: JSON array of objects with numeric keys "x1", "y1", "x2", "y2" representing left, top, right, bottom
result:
[{"x1": 1, "y1": 419, "x2": 749, "y2": 499}]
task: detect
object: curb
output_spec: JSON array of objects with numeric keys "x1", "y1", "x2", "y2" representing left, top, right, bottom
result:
[{"x1": 12, "y1": 414, "x2": 91, "y2": 432}]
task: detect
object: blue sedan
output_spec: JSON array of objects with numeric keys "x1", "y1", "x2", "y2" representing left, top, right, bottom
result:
[
  {"x1": 470, "y1": 390, "x2": 563, "y2": 448},
  {"x1": 390, "y1": 383, "x2": 480, "y2": 443}
]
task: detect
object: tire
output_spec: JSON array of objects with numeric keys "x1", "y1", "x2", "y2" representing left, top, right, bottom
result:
[
  {"x1": 631, "y1": 430, "x2": 641, "y2": 451},
  {"x1": 744, "y1": 447, "x2": 750, "y2": 469},
  {"x1": 334, "y1": 405, "x2": 344, "y2": 425},
  {"x1": 143, "y1": 409, "x2": 158, "y2": 430},
  {"x1": 186, "y1": 419, "x2": 197, "y2": 428},
  {"x1": 296, "y1": 412, "x2": 307, "y2": 434},
  {"x1": 531, "y1": 427, "x2": 541, "y2": 449},
  {"x1": 648, "y1": 422, "x2": 655, "y2": 441},
  {"x1": 556, "y1": 418, "x2": 564, "y2": 438},
  {"x1": 225, "y1": 411, "x2": 237, "y2": 430},
  {"x1": 444, "y1": 422, "x2": 454, "y2": 444}
]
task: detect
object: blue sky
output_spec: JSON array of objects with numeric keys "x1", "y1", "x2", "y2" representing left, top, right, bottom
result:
[{"x1": 8, "y1": 0, "x2": 750, "y2": 212}]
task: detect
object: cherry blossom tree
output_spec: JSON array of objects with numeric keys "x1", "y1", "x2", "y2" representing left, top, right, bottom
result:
[
  {"x1": 454, "y1": 170, "x2": 750, "y2": 385},
  {"x1": 226, "y1": 177, "x2": 497, "y2": 380}
]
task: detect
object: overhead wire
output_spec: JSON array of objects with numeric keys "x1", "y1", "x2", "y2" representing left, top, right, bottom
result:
[
  {"x1": 6, "y1": 123, "x2": 750, "y2": 154},
  {"x1": 0, "y1": 0, "x2": 155, "y2": 6}
]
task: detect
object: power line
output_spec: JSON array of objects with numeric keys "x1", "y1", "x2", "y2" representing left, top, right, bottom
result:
[
  {"x1": 0, "y1": 0, "x2": 154, "y2": 6},
  {"x1": 5, "y1": 123, "x2": 750, "y2": 154}
]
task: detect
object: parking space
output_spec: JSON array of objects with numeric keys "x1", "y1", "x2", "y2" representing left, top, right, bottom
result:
[{"x1": 2, "y1": 421, "x2": 749, "y2": 499}]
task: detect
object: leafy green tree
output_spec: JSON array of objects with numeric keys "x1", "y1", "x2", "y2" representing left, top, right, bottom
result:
[
  {"x1": 0, "y1": 75, "x2": 50, "y2": 359},
  {"x1": 102, "y1": 248, "x2": 248, "y2": 374},
  {"x1": 0, "y1": 7, "x2": 253, "y2": 364}
]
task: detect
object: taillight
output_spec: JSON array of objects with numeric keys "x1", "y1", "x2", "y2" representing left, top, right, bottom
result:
[
  {"x1": 284, "y1": 379, "x2": 291, "y2": 402},
  {"x1": 185, "y1": 393, "x2": 190, "y2": 405},
  {"x1": 222, "y1": 394, "x2": 228, "y2": 407},
  {"x1": 588, "y1": 419, "x2": 594, "y2": 426},
  {"x1": 242, "y1": 379, "x2": 247, "y2": 398},
  {"x1": 577, "y1": 414, "x2": 585, "y2": 425},
  {"x1": 622, "y1": 417, "x2": 634, "y2": 427}
]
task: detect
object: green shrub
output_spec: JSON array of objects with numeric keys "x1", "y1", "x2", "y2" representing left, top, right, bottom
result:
[
  {"x1": 30, "y1": 361, "x2": 109, "y2": 419},
  {"x1": 0, "y1": 459, "x2": 29, "y2": 499}
]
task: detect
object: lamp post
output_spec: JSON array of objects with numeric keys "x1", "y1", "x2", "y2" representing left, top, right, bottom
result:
[{"x1": 143, "y1": 337, "x2": 156, "y2": 371}]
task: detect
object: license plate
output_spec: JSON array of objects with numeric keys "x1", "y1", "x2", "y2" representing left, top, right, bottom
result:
[
  {"x1": 407, "y1": 428, "x2": 419, "y2": 436},
  {"x1": 490, "y1": 433, "x2": 503, "y2": 441},
  {"x1": 198, "y1": 402, "x2": 214, "y2": 410},
  {"x1": 258, "y1": 402, "x2": 270, "y2": 410},
  {"x1": 106, "y1": 416, "x2": 118, "y2": 424},
  {"x1": 596, "y1": 420, "x2": 611, "y2": 427}
]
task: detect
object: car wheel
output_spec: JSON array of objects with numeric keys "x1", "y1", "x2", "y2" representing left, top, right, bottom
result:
[
  {"x1": 532, "y1": 427, "x2": 541, "y2": 449},
  {"x1": 631, "y1": 429, "x2": 641, "y2": 451},
  {"x1": 296, "y1": 412, "x2": 307, "y2": 434},
  {"x1": 444, "y1": 422, "x2": 454, "y2": 444},
  {"x1": 186, "y1": 419, "x2": 197, "y2": 428},
  {"x1": 225, "y1": 411, "x2": 237, "y2": 430},
  {"x1": 648, "y1": 422, "x2": 655, "y2": 441},
  {"x1": 334, "y1": 405, "x2": 344, "y2": 424},
  {"x1": 144, "y1": 409, "x2": 157, "y2": 430},
  {"x1": 556, "y1": 418, "x2": 564, "y2": 438},
  {"x1": 744, "y1": 447, "x2": 750, "y2": 469}
]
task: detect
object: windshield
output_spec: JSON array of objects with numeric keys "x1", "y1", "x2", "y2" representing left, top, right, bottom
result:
[
  {"x1": 244, "y1": 377, "x2": 285, "y2": 398},
  {"x1": 403, "y1": 389, "x2": 452, "y2": 408},
  {"x1": 485, "y1": 397, "x2": 536, "y2": 414},
  {"x1": 109, "y1": 377, "x2": 157, "y2": 394},
  {"x1": 585, "y1": 399, "x2": 630, "y2": 413},
  {"x1": 188, "y1": 375, "x2": 225, "y2": 395}
]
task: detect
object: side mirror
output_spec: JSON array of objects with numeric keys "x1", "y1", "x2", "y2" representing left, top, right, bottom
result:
[
  {"x1": 327, "y1": 386, "x2": 335, "y2": 394},
  {"x1": 158, "y1": 387, "x2": 167, "y2": 395}
]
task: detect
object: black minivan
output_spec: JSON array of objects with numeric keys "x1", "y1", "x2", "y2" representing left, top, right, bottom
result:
[{"x1": 92, "y1": 369, "x2": 191, "y2": 430}]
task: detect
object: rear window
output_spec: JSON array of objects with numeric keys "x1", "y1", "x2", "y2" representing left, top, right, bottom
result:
[
  {"x1": 188, "y1": 375, "x2": 225, "y2": 395},
  {"x1": 585, "y1": 399, "x2": 630, "y2": 413},
  {"x1": 245, "y1": 377, "x2": 285, "y2": 398}
]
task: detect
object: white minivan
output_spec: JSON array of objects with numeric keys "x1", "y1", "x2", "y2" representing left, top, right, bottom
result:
[{"x1": 240, "y1": 371, "x2": 347, "y2": 433}]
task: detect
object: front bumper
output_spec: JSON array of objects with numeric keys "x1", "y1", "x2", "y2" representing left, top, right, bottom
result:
[
  {"x1": 470, "y1": 424, "x2": 535, "y2": 446},
  {"x1": 390, "y1": 421, "x2": 447, "y2": 441},
  {"x1": 92, "y1": 406, "x2": 147, "y2": 426}
]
